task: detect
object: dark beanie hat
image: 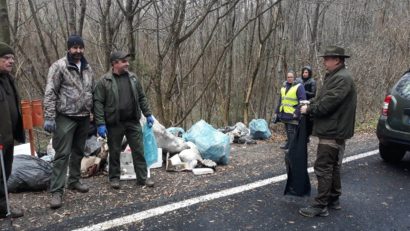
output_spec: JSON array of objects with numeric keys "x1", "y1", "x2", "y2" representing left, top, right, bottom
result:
[
  {"x1": 67, "y1": 35, "x2": 84, "y2": 49},
  {"x1": 0, "y1": 42, "x2": 14, "y2": 57}
]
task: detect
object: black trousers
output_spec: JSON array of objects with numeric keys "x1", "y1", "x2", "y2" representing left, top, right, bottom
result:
[
  {"x1": 0, "y1": 144, "x2": 13, "y2": 212},
  {"x1": 284, "y1": 123, "x2": 297, "y2": 148}
]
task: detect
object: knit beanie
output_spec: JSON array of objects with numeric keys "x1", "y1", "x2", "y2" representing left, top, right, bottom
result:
[
  {"x1": 67, "y1": 35, "x2": 84, "y2": 49},
  {"x1": 0, "y1": 42, "x2": 14, "y2": 57}
]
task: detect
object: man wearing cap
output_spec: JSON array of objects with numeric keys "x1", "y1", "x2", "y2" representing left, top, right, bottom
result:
[
  {"x1": 0, "y1": 42, "x2": 25, "y2": 218},
  {"x1": 43, "y1": 35, "x2": 94, "y2": 209},
  {"x1": 299, "y1": 45, "x2": 357, "y2": 217},
  {"x1": 93, "y1": 51, "x2": 155, "y2": 189}
]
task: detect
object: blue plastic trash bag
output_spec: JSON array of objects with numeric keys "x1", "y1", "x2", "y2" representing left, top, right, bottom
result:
[
  {"x1": 143, "y1": 123, "x2": 158, "y2": 167},
  {"x1": 166, "y1": 127, "x2": 185, "y2": 137},
  {"x1": 183, "y1": 120, "x2": 230, "y2": 165},
  {"x1": 249, "y1": 119, "x2": 272, "y2": 140}
]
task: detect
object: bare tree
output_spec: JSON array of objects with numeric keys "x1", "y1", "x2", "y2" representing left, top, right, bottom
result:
[
  {"x1": 0, "y1": 0, "x2": 10, "y2": 43},
  {"x1": 243, "y1": 0, "x2": 278, "y2": 124},
  {"x1": 27, "y1": 0, "x2": 52, "y2": 67}
]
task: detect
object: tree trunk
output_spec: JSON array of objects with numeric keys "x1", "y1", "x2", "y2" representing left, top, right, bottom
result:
[
  {"x1": 309, "y1": 2, "x2": 320, "y2": 63},
  {"x1": 68, "y1": 0, "x2": 76, "y2": 35},
  {"x1": 78, "y1": 0, "x2": 86, "y2": 36},
  {"x1": 28, "y1": 0, "x2": 52, "y2": 67},
  {"x1": 0, "y1": 0, "x2": 10, "y2": 44}
]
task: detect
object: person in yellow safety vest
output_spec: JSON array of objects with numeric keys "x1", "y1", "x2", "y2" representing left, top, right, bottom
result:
[{"x1": 274, "y1": 71, "x2": 306, "y2": 150}]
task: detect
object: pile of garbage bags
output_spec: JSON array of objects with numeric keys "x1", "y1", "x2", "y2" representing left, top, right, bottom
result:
[
  {"x1": 219, "y1": 119, "x2": 271, "y2": 144},
  {"x1": 8, "y1": 117, "x2": 273, "y2": 192}
]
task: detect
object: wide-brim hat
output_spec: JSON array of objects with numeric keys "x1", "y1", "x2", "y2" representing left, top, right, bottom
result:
[
  {"x1": 110, "y1": 51, "x2": 130, "y2": 63},
  {"x1": 319, "y1": 45, "x2": 350, "y2": 58}
]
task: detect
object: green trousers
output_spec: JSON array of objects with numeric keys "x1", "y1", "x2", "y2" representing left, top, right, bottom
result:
[
  {"x1": 50, "y1": 114, "x2": 88, "y2": 194},
  {"x1": 313, "y1": 139, "x2": 346, "y2": 207},
  {"x1": 107, "y1": 120, "x2": 147, "y2": 183}
]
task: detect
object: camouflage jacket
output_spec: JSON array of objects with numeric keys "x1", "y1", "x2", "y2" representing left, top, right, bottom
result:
[{"x1": 44, "y1": 54, "x2": 94, "y2": 119}]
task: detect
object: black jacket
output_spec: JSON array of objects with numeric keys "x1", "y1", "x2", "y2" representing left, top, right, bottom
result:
[
  {"x1": 0, "y1": 73, "x2": 25, "y2": 145},
  {"x1": 300, "y1": 77, "x2": 316, "y2": 100}
]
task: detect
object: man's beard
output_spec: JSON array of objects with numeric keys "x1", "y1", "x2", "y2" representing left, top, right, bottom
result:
[{"x1": 69, "y1": 52, "x2": 83, "y2": 61}]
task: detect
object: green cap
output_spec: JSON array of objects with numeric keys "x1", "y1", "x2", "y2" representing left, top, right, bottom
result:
[{"x1": 0, "y1": 42, "x2": 14, "y2": 57}]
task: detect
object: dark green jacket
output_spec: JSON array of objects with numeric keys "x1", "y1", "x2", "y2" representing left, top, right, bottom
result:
[
  {"x1": 0, "y1": 74, "x2": 25, "y2": 145},
  {"x1": 93, "y1": 71, "x2": 152, "y2": 126},
  {"x1": 309, "y1": 64, "x2": 357, "y2": 139}
]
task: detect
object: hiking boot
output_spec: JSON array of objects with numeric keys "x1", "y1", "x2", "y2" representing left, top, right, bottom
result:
[
  {"x1": 110, "y1": 179, "x2": 121, "y2": 189},
  {"x1": 280, "y1": 143, "x2": 288, "y2": 149},
  {"x1": 0, "y1": 207, "x2": 24, "y2": 218},
  {"x1": 137, "y1": 178, "x2": 154, "y2": 188},
  {"x1": 67, "y1": 182, "x2": 89, "y2": 193},
  {"x1": 328, "y1": 200, "x2": 342, "y2": 210},
  {"x1": 50, "y1": 193, "x2": 63, "y2": 209},
  {"x1": 299, "y1": 206, "x2": 329, "y2": 217}
]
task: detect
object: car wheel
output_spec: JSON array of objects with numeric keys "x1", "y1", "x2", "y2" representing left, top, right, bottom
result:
[{"x1": 379, "y1": 143, "x2": 406, "y2": 162}]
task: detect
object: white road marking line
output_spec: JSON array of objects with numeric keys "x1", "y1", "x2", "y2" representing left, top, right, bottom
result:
[{"x1": 74, "y1": 149, "x2": 379, "y2": 231}]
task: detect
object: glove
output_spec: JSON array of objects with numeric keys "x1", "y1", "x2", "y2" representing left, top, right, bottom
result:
[
  {"x1": 272, "y1": 114, "x2": 280, "y2": 124},
  {"x1": 44, "y1": 119, "x2": 56, "y2": 133},
  {"x1": 146, "y1": 115, "x2": 155, "y2": 128},
  {"x1": 301, "y1": 105, "x2": 308, "y2": 114},
  {"x1": 97, "y1": 125, "x2": 107, "y2": 138}
]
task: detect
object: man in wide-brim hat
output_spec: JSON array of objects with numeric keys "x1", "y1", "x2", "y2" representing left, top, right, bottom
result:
[
  {"x1": 319, "y1": 45, "x2": 350, "y2": 58},
  {"x1": 298, "y1": 45, "x2": 357, "y2": 217}
]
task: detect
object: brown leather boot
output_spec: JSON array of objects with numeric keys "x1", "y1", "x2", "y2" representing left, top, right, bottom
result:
[
  {"x1": 50, "y1": 193, "x2": 62, "y2": 209},
  {"x1": 137, "y1": 178, "x2": 154, "y2": 188},
  {"x1": 67, "y1": 182, "x2": 89, "y2": 193}
]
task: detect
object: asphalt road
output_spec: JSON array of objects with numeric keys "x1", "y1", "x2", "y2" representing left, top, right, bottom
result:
[
  {"x1": 124, "y1": 152, "x2": 410, "y2": 231},
  {"x1": 40, "y1": 149, "x2": 410, "y2": 231}
]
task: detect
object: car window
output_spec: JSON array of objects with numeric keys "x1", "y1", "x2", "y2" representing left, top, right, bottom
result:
[{"x1": 395, "y1": 73, "x2": 410, "y2": 100}]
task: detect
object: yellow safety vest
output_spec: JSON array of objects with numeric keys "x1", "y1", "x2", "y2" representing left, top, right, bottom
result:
[{"x1": 280, "y1": 83, "x2": 300, "y2": 114}]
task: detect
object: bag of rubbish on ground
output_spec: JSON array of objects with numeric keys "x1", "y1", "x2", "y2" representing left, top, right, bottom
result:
[
  {"x1": 81, "y1": 156, "x2": 102, "y2": 178},
  {"x1": 143, "y1": 123, "x2": 158, "y2": 167},
  {"x1": 178, "y1": 141, "x2": 202, "y2": 162},
  {"x1": 183, "y1": 120, "x2": 230, "y2": 165},
  {"x1": 249, "y1": 119, "x2": 272, "y2": 140},
  {"x1": 84, "y1": 135, "x2": 101, "y2": 156},
  {"x1": 166, "y1": 127, "x2": 185, "y2": 137},
  {"x1": 221, "y1": 122, "x2": 253, "y2": 144},
  {"x1": 140, "y1": 116, "x2": 189, "y2": 154},
  {"x1": 7, "y1": 155, "x2": 52, "y2": 192}
]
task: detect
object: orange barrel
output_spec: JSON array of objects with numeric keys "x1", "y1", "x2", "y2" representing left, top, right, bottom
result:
[
  {"x1": 31, "y1": 99, "x2": 44, "y2": 127},
  {"x1": 21, "y1": 100, "x2": 33, "y2": 129}
]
